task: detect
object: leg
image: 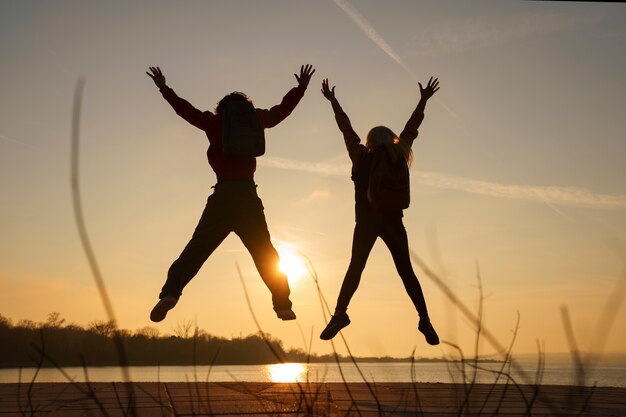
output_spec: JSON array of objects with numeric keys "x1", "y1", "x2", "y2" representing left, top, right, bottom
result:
[
  {"x1": 234, "y1": 195, "x2": 292, "y2": 312},
  {"x1": 335, "y1": 220, "x2": 378, "y2": 312},
  {"x1": 379, "y1": 217, "x2": 429, "y2": 318},
  {"x1": 320, "y1": 221, "x2": 377, "y2": 340},
  {"x1": 159, "y1": 194, "x2": 231, "y2": 299},
  {"x1": 380, "y1": 217, "x2": 439, "y2": 345}
]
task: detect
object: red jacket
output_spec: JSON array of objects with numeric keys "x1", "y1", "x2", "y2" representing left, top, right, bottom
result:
[{"x1": 160, "y1": 84, "x2": 306, "y2": 181}]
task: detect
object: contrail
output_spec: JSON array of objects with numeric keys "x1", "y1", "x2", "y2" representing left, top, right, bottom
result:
[
  {"x1": 259, "y1": 156, "x2": 626, "y2": 210},
  {"x1": 332, "y1": 0, "x2": 461, "y2": 121},
  {"x1": 47, "y1": 48, "x2": 74, "y2": 79},
  {"x1": 332, "y1": 0, "x2": 416, "y2": 79},
  {"x1": 0, "y1": 132, "x2": 40, "y2": 150}
]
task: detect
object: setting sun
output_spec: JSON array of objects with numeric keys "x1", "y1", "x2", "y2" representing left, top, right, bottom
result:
[{"x1": 277, "y1": 245, "x2": 308, "y2": 283}]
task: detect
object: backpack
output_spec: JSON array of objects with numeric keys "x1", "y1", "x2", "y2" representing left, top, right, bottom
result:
[
  {"x1": 221, "y1": 100, "x2": 265, "y2": 158},
  {"x1": 367, "y1": 146, "x2": 410, "y2": 211}
]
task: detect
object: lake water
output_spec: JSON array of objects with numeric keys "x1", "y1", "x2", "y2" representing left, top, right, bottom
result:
[{"x1": 2, "y1": 362, "x2": 625, "y2": 387}]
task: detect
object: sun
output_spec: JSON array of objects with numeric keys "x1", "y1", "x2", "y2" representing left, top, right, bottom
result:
[{"x1": 277, "y1": 244, "x2": 307, "y2": 283}]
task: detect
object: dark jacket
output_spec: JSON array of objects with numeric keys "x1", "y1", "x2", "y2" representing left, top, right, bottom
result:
[
  {"x1": 160, "y1": 84, "x2": 306, "y2": 181},
  {"x1": 329, "y1": 99, "x2": 425, "y2": 222}
]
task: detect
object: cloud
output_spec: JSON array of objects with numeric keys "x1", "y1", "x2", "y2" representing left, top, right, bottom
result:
[
  {"x1": 302, "y1": 189, "x2": 332, "y2": 204},
  {"x1": 259, "y1": 156, "x2": 626, "y2": 210},
  {"x1": 407, "y1": 11, "x2": 591, "y2": 57},
  {"x1": 258, "y1": 156, "x2": 350, "y2": 176},
  {"x1": 414, "y1": 171, "x2": 626, "y2": 210}
]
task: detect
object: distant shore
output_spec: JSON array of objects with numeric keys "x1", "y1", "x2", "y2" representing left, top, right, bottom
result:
[{"x1": 0, "y1": 357, "x2": 504, "y2": 369}]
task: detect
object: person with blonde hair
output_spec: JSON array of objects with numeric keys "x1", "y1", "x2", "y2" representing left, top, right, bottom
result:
[{"x1": 319, "y1": 77, "x2": 440, "y2": 344}]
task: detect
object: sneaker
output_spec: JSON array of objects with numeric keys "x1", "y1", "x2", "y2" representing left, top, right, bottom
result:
[
  {"x1": 276, "y1": 309, "x2": 297, "y2": 321},
  {"x1": 150, "y1": 296, "x2": 178, "y2": 323},
  {"x1": 320, "y1": 311, "x2": 350, "y2": 340},
  {"x1": 418, "y1": 318, "x2": 440, "y2": 345}
]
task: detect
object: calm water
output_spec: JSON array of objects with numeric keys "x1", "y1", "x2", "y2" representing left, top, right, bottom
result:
[{"x1": 2, "y1": 362, "x2": 625, "y2": 387}]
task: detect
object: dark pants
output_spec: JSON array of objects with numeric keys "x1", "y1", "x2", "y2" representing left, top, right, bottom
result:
[
  {"x1": 159, "y1": 180, "x2": 292, "y2": 311},
  {"x1": 335, "y1": 214, "x2": 429, "y2": 317}
]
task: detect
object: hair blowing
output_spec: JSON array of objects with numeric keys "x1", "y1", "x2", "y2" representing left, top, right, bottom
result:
[{"x1": 366, "y1": 126, "x2": 413, "y2": 167}]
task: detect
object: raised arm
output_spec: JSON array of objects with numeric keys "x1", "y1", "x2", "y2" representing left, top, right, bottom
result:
[
  {"x1": 399, "y1": 76, "x2": 440, "y2": 146},
  {"x1": 321, "y1": 78, "x2": 364, "y2": 163},
  {"x1": 257, "y1": 64, "x2": 315, "y2": 129},
  {"x1": 147, "y1": 66, "x2": 212, "y2": 130}
]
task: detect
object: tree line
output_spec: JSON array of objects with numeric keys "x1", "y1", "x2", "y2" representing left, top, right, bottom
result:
[{"x1": 0, "y1": 312, "x2": 422, "y2": 368}]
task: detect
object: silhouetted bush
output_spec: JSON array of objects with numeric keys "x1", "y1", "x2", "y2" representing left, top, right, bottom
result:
[{"x1": 1, "y1": 312, "x2": 454, "y2": 368}]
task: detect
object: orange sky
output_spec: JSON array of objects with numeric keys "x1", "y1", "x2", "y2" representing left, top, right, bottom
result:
[{"x1": 1, "y1": 1, "x2": 625, "y2": 359}]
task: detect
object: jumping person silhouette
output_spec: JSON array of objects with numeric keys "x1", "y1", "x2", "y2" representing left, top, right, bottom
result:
[
  {"x1": 319, "y1": 77, "x2": 440, "y2": 345},
  {"x1": 146, "y1": 65, "x2": 315, "y2": 323}
]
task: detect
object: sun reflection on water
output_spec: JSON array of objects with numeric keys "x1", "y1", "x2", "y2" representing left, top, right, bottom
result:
[{"x1": 267, "y1": 363, "x2": 308, "y2": 383}]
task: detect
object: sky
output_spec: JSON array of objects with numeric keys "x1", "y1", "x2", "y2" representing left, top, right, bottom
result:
[{"x1": 1, "y1": 0, "x2": 626, "y2": 361}]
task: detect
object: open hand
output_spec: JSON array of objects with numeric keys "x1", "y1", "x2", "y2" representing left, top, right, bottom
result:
[
  {"x1": 147, "y1": 66, "x2": 166, "y2": 88},
  {"x1": 294, "y1": 64, "x2": 316, "y2": 88},
  {"x1": 321, "y1": 78, "x2": 336, "y2": 101},
  {"x1": 419, "y1": 77, "x2": 440, "y2": 100}
]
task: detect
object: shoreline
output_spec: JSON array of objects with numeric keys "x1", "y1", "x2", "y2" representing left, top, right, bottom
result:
[
  {"x1": 3, "y1": 361, "x2": 625, "y2": 388},
  {"x1": 0, "y1": 358, "x2": 505, "y2": 369}
]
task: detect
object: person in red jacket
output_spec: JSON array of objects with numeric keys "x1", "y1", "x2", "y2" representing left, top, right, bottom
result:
[{"x1": 146, "y1": 65, "x2": 315, "y2": 323}]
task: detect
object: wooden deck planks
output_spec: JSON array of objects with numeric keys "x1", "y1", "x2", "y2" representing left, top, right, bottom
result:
[{"x1": 0, "y1": 382, "x2": 624, "y2": 416}]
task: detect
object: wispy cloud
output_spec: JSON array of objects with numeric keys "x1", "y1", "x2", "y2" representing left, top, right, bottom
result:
[
  {"x1": 407, "y1": 11, "x2": 592, "y2": 57},
  {"x1": 302, "y1": 189, "x2": 332, "y2": 204},
  {"x1": 414, "y1": 171, "x2": 626, "y2": 210},
  {"x1": 260, "y1": 156, "x2": 626, "y2": 210},
  {"x1": 258, "y1": 156, "x2": 350, "y2": 176}
]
